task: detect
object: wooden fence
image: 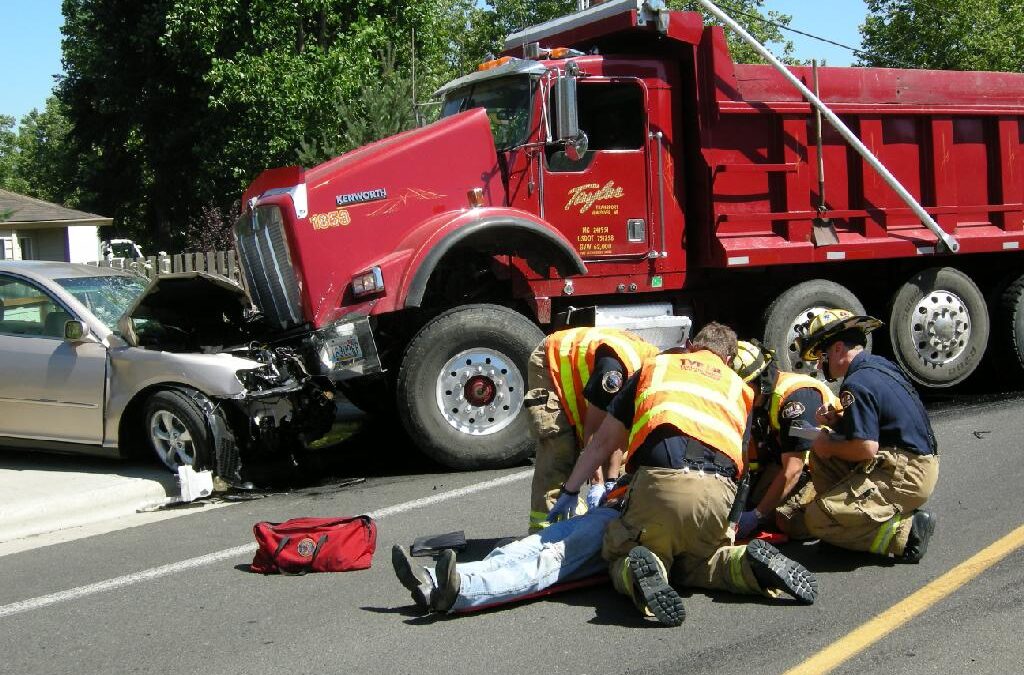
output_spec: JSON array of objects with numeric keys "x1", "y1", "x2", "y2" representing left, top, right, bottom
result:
[{"x1": 87, "y1": 250, "x2": 244, "y2": 285}]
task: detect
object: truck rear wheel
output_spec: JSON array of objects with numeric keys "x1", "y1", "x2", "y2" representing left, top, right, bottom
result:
[
  {"x1": 994, "y1": 273, "x2": 1024, "y2": 375},
  {"x1": 889, "y1": 267, "x2": 988, "y2": 387},
  {"x1": 763, "y1": 279, "x2": 868, "y2": 384},
  {"x1": 396, "y1": 304, "x2": 544, "y2": 470}
]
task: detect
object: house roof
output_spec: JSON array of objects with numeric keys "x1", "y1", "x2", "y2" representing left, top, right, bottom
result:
[{"x1": 0, "y1": 189, "x2": 112, "y2": 229}]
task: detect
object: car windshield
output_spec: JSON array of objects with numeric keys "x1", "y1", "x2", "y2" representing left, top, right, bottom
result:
[
  {"x1": 55, "y1": 274, "x2": 150, "y2": 331},
  {"x1": 441, "y1": 76, "x2": 533, "y2": 150}
]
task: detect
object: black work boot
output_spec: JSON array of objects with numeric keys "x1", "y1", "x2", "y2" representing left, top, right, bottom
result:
[
  {"x1": 391, "y1": 545, "x2": 432, "y2": 611},
  {"x1": 901, "y1": 510, "x2": 936, "y2": 563},
  {"x1": 626, "y1": 546, "x2": 686, "y2": 627},
  {"x1": 430, "y1": 549, "x2": 461, "y2": 612},
  {"x1": 746, "y1": 538, "x2": 818, "y2": 604}
]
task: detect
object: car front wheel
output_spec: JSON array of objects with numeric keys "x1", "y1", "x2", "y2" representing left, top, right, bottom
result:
[{"x1": 143, "y1": 389, "x2": 213, "y2": 472}]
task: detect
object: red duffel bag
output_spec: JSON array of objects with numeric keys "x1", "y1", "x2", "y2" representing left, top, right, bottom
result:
[{"x1": 250, "y1": 515, "x2": 377, "y2": 574}]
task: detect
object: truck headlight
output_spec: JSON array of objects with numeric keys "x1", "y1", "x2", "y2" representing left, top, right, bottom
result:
[{"x1": 351, "y1": 266, "x2": 385, "y2": 297}]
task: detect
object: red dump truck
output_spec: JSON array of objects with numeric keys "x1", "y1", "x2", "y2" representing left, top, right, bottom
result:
[{"x1": 236, "y1": 0, "x2": 1024, "y2": 469}]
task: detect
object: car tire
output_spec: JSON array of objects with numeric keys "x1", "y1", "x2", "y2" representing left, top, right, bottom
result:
[
  {"x1": 396, "y1": 304, "x2": 544, "y2": 470},
  {"x1": 763, "y1": 279, "x2": 869, "y2": 384},
  {"x1": 143, "y1": 389, "x2": 214, "y2": 472},
  {"x1": 889, "y1": 267, "x2": 988, "y2": 388}
]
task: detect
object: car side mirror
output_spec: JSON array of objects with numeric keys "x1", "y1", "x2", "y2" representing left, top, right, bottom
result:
[{"x1": 64, "y1": 319, "x2": 91, "y2": 342}]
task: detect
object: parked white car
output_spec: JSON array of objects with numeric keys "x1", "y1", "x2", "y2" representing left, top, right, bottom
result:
[{"x1": 0, "y1": 261, "x2": 335, "y2": 483}]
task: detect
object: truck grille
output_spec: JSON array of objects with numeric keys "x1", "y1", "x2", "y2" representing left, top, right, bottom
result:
[{"x1": 234, "y1": 206, "x2": 303, "y2": 329}]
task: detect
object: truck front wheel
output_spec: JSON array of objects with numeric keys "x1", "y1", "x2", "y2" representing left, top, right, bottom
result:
[
  {"x1": 397, "y1": 304, "x2": 545, "y2": 470},
  {"x1": 889, "y1": 267, "x2": 988, "y2": 387}
]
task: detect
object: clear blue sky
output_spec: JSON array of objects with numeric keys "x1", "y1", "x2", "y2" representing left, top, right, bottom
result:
[{"x1": 0, "y1": 1, "x2": 867, "y2": 126}]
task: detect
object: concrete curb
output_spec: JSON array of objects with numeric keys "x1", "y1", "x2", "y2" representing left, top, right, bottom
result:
[{"x1": 0, "y1": 455, "x2": 177, "y2": 544}]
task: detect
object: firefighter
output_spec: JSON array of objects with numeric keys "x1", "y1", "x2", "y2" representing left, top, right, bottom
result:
[
  {"x1": 785, "y1": 309, "x2": 940, "y2": 561},
  {"x1": 525, "y1": 326, "x2": 659, "y2": 531},
  {"x1": 549, "y1": 322, "x2": 817, "y2": 625},
  {"x1": 729, "y1": 340, "x2": 838, "y2": 539}
]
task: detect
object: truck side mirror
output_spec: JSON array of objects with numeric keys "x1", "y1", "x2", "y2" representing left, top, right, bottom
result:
[{"x1": 554, "y1": 72, "x2": 589, "y2": 161}]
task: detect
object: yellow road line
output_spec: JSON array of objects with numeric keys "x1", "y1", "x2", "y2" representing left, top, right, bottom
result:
[{"x1": 784, "y1": 524, "x2": 1024, "y2": 675}]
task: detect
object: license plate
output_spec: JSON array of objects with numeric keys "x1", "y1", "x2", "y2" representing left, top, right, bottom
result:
[{"x1": 324, "y1": 335, "x2": 362, "y2": 365}]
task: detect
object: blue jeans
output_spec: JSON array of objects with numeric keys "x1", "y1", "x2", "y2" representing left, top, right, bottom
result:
[{"x1": 427, "y1": 506, "x2": 620, "y2": 612}]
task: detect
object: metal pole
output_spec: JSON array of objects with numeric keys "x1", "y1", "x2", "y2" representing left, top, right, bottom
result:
[{"x1": 695, "y1": 0, "x2": 959, "y2": 253}]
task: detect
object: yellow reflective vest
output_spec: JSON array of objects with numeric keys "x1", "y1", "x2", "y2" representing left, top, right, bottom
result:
[
  {"x1": 627, "y1": 351, "x2": 754, "y2": 476},
  {"x1": 545, "y1": 327, "x2": 659, "y2": 443}
]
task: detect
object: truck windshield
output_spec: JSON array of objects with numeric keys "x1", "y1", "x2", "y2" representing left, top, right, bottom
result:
[{"x1": 441, "y1": 76, "x2": 532, "y2": 150}]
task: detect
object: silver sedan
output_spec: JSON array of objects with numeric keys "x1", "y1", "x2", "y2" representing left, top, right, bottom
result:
[{"x1": 0, "y1": 261, "x2": 335, "y2": 482}]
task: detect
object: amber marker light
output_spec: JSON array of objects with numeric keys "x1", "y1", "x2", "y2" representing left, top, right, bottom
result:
[{"x1": 467, "y1": 187, "x2": 485, "y2": 208}]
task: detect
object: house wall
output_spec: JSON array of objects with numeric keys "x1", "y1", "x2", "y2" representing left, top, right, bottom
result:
[{"x1": 66, "y1": 225, "x2": 101, "y2": 262}]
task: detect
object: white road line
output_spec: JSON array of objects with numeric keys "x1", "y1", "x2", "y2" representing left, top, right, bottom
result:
[{"x1": 0, "y1": 469, "x2": 532, "y2": 619}]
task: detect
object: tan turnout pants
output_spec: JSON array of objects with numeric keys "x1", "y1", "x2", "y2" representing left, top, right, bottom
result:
[
  {"x1": 525, "y1": 342, "x2": 585, "y2": 531},
  {"x1": 601, "y1": 467, "x2": 768, "y2": 600},
  {"x1": 779, "y1": 447, "x2": 939, "y2": 556}
]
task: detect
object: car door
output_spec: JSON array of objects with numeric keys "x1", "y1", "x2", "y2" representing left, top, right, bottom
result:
[{"x1": 0, "y1": 274, "x2": 108, "y2": 445}]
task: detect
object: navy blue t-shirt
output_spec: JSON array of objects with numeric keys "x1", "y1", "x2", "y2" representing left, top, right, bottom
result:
[
  {"x1": 836, "y1": 352, "x2": 936, "y2": 455},
  {"x1": 581, "y1": 347, "x2": 628, "y2": 412}
]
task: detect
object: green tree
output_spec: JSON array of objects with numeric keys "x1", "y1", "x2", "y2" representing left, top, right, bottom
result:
[
  {"x1": 0, "y1": 115, "x2": 31, "y2": 195},
  {"x1": 859, "y1": 0, "x2": 1024, "y2": 70},
  {"x1": 0, "y1": 99, "x2": 77, "y2": 204}
]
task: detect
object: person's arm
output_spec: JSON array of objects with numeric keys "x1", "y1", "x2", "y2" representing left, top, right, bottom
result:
[
  {"x1": 563, "y1": 415, "x2": 628, "y2": 493},
  {"x1": 814, "y1": 381, "x2": 880, "y2": 462},
  {"x1": 754, "y1": 451, "x2": 805, "y2": 516},
  {"x1": 580, "y1": 404, "x2": 609, "y2": 483},
  {"x1": 812, "y1": 434, "x2": 878, "y2": 462}
]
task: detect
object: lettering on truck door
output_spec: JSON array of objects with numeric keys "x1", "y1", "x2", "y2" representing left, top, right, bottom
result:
[{"x1": 543, "y1": 80, "x2": 652, "y2": 260}]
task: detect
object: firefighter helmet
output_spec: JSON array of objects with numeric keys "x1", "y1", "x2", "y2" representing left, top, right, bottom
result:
[
  {"x1": 732, "y1": 340, "x2": 773, "y2": 383},
  {"x1": 795, "y1": 308, "x2": 883, "y2": 361}
]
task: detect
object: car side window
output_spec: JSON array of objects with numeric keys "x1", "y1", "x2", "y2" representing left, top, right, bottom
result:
[
  {"x1": 0, "y1": 275, "x2": 67, "y2": 338},
  {"x1": 546, "y1": 81, "x2": 646, "y2": 172}
]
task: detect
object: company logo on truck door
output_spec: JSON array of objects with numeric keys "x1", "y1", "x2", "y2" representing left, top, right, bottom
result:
[
  {"x1": 565, "y1": 181, "x2": 624, "y2": 215},
  {"x1": 335, "y1": 188, "x2": 388, "y2": 207}
]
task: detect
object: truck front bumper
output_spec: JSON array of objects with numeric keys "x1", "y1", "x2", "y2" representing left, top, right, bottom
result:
[{"x1": 309, "y1": 314, "x2": 383, "y2": 382}]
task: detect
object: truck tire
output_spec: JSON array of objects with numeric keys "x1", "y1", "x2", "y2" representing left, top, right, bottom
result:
[
  {"x1": 396, "y1": 304, "x2": 544, "y2": 470},
  {"x1": 143, "y1": 389, "x2": 213, "y2": 472},
  {"x1": 994, "y1": 273, "x2": 1024, "y2": 375},
  {"x1": 889, "y1": 267, "x2": 988, "y2": 388},
  {"x1": 763, "y1": 279, "x2": 869, "y2": 384}
]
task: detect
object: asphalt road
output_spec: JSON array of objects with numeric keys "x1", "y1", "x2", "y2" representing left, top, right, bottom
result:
[{"x1": 1, "y1": 395, "x2": 1023, "y2": 675}]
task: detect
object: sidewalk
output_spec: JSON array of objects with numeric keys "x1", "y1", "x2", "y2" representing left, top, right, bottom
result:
[
  {"x1": 0, "y1": 450, "x2": 177, "y2": 544},
  {"x1": 0, "y1": 400, "x2": 366, "y2": 547}
]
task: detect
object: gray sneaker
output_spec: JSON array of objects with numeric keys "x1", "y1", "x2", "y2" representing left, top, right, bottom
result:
[
  {"x1": 430, "y1": 548, "x2": 461, "y2": 612},
  {"x1": 391, "y1": 545, "x2": 432, "y2": 611},
  {"x1": 626, "y1": 546, "x2": 685, "y2": 626}
]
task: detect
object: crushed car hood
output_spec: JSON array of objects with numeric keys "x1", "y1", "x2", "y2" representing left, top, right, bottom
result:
[{"x1": 117, "y1": 272, "x2": 254, "y2": 351}]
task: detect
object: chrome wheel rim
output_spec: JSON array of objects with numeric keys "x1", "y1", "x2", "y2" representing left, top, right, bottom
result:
[
  {"x1": 150, "y1": 410, "x2": 197, "y2": 469},
  {"x1": 908, "y1": 289, "x2": 971, "y2": 367},
  {"x1": 785, "y1": 305, "x2": 830, "y2": 379},
  {"x1": 436, "y1": 348, "x2": 525, "y2": 436}
]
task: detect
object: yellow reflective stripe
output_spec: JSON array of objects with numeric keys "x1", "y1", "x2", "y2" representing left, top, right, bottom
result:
[
  {"x1": 599, "y1": 334, "x2": 647, "y2": 372},
  {"x1": 619, "y1": 558, "x2": 635, "y2": 600},
  {"x1": 529, "y1": 511, "x2": 551, "y2": 530},
  {"x1": 558, "y1": 338, "x2": 581, "y2": 427},
  {"x1": 639, "y1": 381, "x2": 748, "y2": 430},
  {"x1": 729, "y1": 547, "x2": 754, "y2": 593},
  {"x1": 634, "y1": 356, "x2": 675, "y2": 410},
  {"x1": 871, "y1": 514, "x2": 901, "y2": 555},
  {"x1": 630, "y1": 400, "x2": 745, "y2": 455},
  {"x1": 575, "y1": 332, "x2": 596, "y2": 388}
]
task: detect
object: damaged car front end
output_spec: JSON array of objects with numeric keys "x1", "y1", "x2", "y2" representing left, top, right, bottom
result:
[{"x1": 111, "y1": 272, "x2": 337, "y2": 485}]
